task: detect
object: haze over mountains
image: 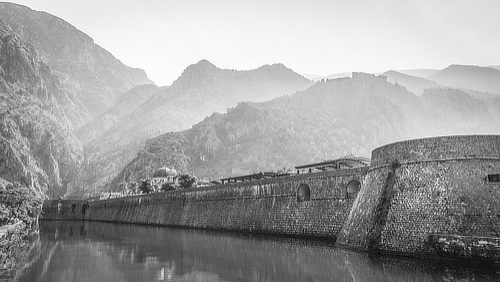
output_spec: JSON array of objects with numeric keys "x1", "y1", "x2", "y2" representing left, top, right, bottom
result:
[
  {"x1": 1, "y1": 2, "x2": 500, "y2": 197},
  {"x1": 78, "y1": 60, "x2": 312, "y2": 191},
  {"x1": 112, "y1": 72, "x2": 500, "y2": 188}
]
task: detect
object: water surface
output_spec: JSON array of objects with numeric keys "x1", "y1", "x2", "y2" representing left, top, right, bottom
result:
[{"x1": 12, "y1": 221, "x2": 500, "y2": 282}]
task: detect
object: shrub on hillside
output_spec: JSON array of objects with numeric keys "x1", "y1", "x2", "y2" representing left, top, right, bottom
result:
[
  {"x1": 161, "y1": 183, "x2": 176, "y2": 192},
  {"x1": 138, "y1": 179, "x2": 153, "y2": 194},
  {"x1": 0, "y1": 180, "x2": 42, "y2": 270},
  {"x1": 177, "y1": 174, "x2": 196, "y2": 190}
]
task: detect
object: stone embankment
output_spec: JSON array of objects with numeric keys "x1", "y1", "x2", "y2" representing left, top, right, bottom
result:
[
  {"x1": 42, "y1": 168, "x2": 366, "y2": 240},
  {"x1": 41, "y1": 135, "x2": 500, "y2": 262}
]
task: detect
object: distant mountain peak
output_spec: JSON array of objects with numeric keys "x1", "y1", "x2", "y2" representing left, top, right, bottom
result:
[
  {"x1": 191, "y1": 59, "x2": 218, "y2": 70},
  {"x1": 443, "y1": 64, "x2": 500, "y2": 73},
  {"x1": 257, "y1": 63, "x2": 295, "y2": 73},
  {"x1": 384, "y1": 70, "x2": 399, "y2": 75},
  {"x1": 383, "y1": 70, "x2": 440, "y2": 95},
  {"x1": 446, "y1": 64, "x2": 481, "y2": 70},
  {"x1": 352, "y1": 72, "x2": 387, "y2": 82},
  {"x1": 198, "y1": 59, "x2": 216, "y2": 66},
  {"x1": 176, "y1": 59, "x2": 218, "y2": 77},
  {"x1": 260, "y1": 63, "x2": 286, "y2": 69},
  {"x1": 429, "y1": 64, "x2": 500, "y2": 95},
  {"x1": 171, "y1": 60, "x2": 220, "y2": 89}
]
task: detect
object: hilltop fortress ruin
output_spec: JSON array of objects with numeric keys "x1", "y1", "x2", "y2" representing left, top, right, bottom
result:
[{"x1": 42, "y1": 135, "x2": 500, "y2": 262}]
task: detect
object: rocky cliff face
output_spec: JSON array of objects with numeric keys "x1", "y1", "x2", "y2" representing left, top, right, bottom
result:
[
  {"x1": 0, "y1": 2, "x2": 153, "y2": 123},
  {"x1": 0, "y1": 20, "x2": 82, "y2": 196},
  {"x1": 0, "y1": 3, "x2": 154, "y2": 198}
]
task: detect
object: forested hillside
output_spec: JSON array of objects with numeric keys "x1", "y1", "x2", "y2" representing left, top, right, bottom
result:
[
  {"x1": 113, "y1": 72, "x2": 500, "y2": 189},
  {"x1": 2, "y1": 2, "x2": 500, "y2": 198},
  {"x1": 0, "y1": 3, "x2": 154, "y2": 198},
  {"x1": 78, "y1": 60, "x2": 313, "y2": 191}
]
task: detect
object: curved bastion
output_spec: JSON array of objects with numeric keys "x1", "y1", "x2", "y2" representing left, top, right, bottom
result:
[{"x1": 336, "y1": 135, "x2": 500, "y2": 257}]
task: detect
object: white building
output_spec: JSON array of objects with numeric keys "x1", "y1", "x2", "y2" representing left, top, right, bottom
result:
[{"x1": 151, "y1": 167, "x2": 178, "y2": 187}]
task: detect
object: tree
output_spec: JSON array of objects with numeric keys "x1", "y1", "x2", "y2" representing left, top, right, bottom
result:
[
  {"x1": 138, "y1": 179, "x2": 153, "y2": 194},
  {"x1": 177, "y1": 174, "x2": 196, "y2": 190},
  {"x1": 161, "y1": 182, "x2": 177, "y2": 192}
]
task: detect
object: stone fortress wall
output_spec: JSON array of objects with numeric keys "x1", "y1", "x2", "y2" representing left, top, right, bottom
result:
[
  {"x1": 41, "y1": 200, "x2": 88, "y2": 221},
  {"x1": 41, "y1": 135, "x2": 500, "y2": 260},
  {"x1": 337, "y1": 135, "x2": 500, "y2": 259},
  {"x1": 42, "y1": 167, "x2": 367, "y2": 239}
]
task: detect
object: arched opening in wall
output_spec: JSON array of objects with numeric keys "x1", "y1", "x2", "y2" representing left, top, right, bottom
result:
[
  {"x1": 297, "y1": 184, "x2": 311, "y2": 202},
  {"x1": 71, "y1": 204, "x2": 76, "y2": 214},
  {"x1": 346, "y1": 180, "x2": 361, "y2": 199}
]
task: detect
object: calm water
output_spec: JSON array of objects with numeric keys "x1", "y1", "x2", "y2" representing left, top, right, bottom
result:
[{"x1": 9, "y1": 221, "x2": 500, "y2": 282}]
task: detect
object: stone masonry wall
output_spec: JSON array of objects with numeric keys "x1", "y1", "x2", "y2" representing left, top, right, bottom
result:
[
  {"x1": 54, "y1": 168, "x2": 367, "y2": 239},
  {"x1": 40, "y1": 135, "x2": 500, "y2": 260},
  {"x1": 41, "y1": 200, "x2": 88, "y2": 221},
  {"x1": 337, "y1": 135, "x2": 500, "y2": 256}
]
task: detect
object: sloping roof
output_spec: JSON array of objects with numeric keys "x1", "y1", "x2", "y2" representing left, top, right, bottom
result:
[
  {"x1": 220, "y1": 171, "x2": 291, "y2": 183},
  {"x1": 294, "y1": 155, "x2": 370, "y2": 171}
]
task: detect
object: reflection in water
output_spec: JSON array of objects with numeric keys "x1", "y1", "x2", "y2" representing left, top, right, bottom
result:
[{"x1": 11, "y1": 221, "x2": 500, "y2": 282}]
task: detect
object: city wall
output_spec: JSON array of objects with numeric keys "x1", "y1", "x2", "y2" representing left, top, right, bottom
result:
[
  {"x1": 40, "y1": 135, "x2": 500, "y2": 261},
  {"x1": 41, "y1": 168, "x2": 367, "y2": 239},
  {"x1": 337, "y1": 135, "x2": 500, "y2": 258},
  {"x1": 41, "y1": 200, "x2": 88, "y2": 221}
]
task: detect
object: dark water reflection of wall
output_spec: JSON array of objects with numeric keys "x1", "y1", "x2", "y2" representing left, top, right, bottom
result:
[{"x1": 13, "y1": 221, "x2": 500, "y2": 282}]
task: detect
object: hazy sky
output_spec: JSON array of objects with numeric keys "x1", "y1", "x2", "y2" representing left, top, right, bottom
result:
[{"x1": 8, "y1": 0, "x2": 500, "y2": 86}]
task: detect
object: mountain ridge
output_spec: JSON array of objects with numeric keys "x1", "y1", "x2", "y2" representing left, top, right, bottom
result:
[
  {"x1": 0, "y1": 3, "x2": 154, "y2": 197},
  {"x1": 0, "y1": 2, "x2": 154, "y2": 120},
  {"x1": 111, "y1": 73, "x2": 421, "y2": 187},
  {"x1": 78, "y1": 59, "x2": 313, "y2": 192},
  {"x1": 383, "y1": 70, "x2": 441, "y2": 95},
  {"x1": 429, "y1": 64, "x2": 500, "y2": 95},
  {"x1": 2, "y1": 3, "x2": 500, "y2": 198},
  {"x1": 112, "y1": 72, "x2": 500, "y2": 189}
]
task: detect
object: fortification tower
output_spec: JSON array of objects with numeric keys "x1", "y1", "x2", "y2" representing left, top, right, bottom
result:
[{"x1": 336, "y1": 135, "x2": 500, "y2": 256}]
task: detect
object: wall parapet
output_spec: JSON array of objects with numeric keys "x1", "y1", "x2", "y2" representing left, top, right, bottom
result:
[
  {"x1": 370, "y1": 135, "x2": 500, "y2": 167},
  {"x1": 91, "y1": 167, "x2": 368, "y2": 207},
  {"x1": 42, "y1": 167, "x2": 367, "y2": 240}
]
